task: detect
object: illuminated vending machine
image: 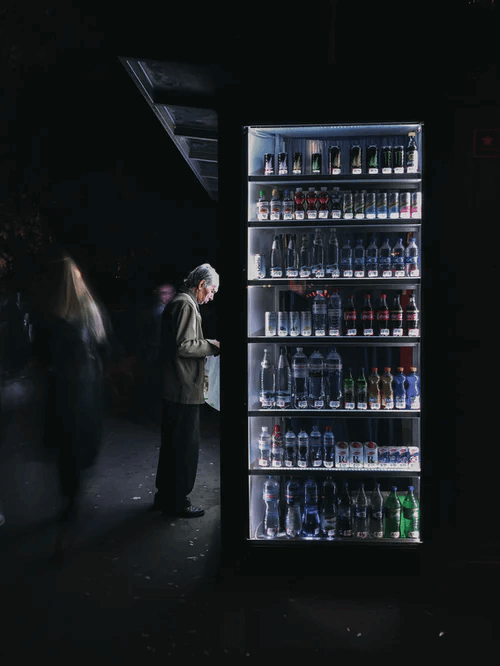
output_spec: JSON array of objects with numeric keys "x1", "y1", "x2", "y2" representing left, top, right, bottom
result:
[{"x1": 245, "y1": 123, "x2": 423, "y2": 551}]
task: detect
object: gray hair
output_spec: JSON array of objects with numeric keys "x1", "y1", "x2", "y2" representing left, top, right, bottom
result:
[{"x1": 183, "y1": 263, "x2": 219, "y2": 289}]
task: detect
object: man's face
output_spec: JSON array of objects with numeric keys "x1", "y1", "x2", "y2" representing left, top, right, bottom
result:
[{"x1": 158, "y1": 285, "x2": 175, "y2": 305}]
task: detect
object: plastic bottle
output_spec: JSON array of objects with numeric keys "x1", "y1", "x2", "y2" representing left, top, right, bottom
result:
[
  {"x1": 356, "y1": 367, "x2": 368, "y2": 410},
  {"x1": 320, "y1": 477, "x2": 337, "y2": 538},
  {"x1": 326, "y1": 228, "x2": 340, "y2": 278},
  {"x1": 308, "y1": 349, "x2": 325, "y2": 409},
  {"x1": 353, "y1": 238, "x2": 365, "y2": 278},
  {"x1": 392, "y1": 238, "x2": 406, "y2": 277},
  {"x1": 393, "y1": 367, "x2": 407, "y2": 409},
  {"x1": 302, "y1": 478, "x2": 320, "y2": 538},
  {"x1": 263, "y1": 476, "x2": 280, "y2": 538},
  {"x1": 380, "y1": 367, "x2": 394, "y2": 409},
  {"x1": 327, "y1": 288, "x2": 342, "y2": 336},
  {"x1": 330, "y1": 188, "x2": 342, "y2": 218},
  {"x1": 284, "y1": 430, "x2": 297, "y2": 468},
  {"x1": 370, "y1": 484, "x2": 384, "y2": 538},
  {"x1": 361, "y1": 293, "x2": 374, "y2": 336},
  {"x1": 354, "y1": 484, "x2": 369, "y2": 538},
  {"x1": 311, "y1": 228, "x2": 325, "y2": 278},
  {"x1": 344, "y1": 294, "x2": 357, "y2": 336},
  {"x1": 257, "y1": 190, "x2": 269, "y2": 221},
  {"x1": 285, "y1": 478, "x2": 302, "y2": 537},
  {"x1": 366, "y1": 236, "x2": 379, "y2": 277},
  {"x1": 299, "y1": 234, "x2": 311, "y2": 278},
  {"x1": 368, "y1": 367, "x2": 381, "y2": 410},
  {"x1": 270, "y1": 235, "x2": 283, "y2": 278},
  {"x1": 337, "y1": 482, "x2": 352, "y2": 537},
  {"x1": 270, "y1": 188, "x2": 282, "y2": 221},
  {"x1": 309, "y1": 425, "x2": 323, "y2": 467},
  {"x1": 271, "y1": 424, "x2": 283, "y2": 468},
  {"x1": 326, "y1": 347, "x2": 343, "y2": 409},
  {"x1": 384, "y1": 487, "x2": 402, "y2": 538},
  {"x1": 275, "y1": 346, "x2": 292, "y2": 409},
  {"x1": 401, "y1": 486, "x2": 420, "y2": 539},
  {"x1": 323, "y1": 426, "x2": 335, "y2": 467},
  {"x1": 379, "y1": 237, "x2": 392, "y2": 277},
  {"x1": 377, "y1": 293, "x2": 390, "y2": 337},
  {"x1": 406, "y1": 367, "x2": 420, "y2": 410},
  {"x1": 294, "y1": 187, "x2": 305, "y2": 220},
  {"x1": 312, "y1": 290, "x2": 327, "y2": 336},
  {"x1": 258, "y1": 426, "x2": 272, "y2": 467},
  {"x1": 260, "y1": 349, "x2": 275, "y2": 408},
  {"x1": 306, "y1": 187, "x2": 318, "y2": 220},
  {"x1": 282, "y1": 189, "x2": 294, "y2": 221},
  {"x1": 318, "y1": 187, "x2": 330, "y2": 219},
  {"x1": 343, "y1": 367, "x2": 355, "y2": 410},
  {"x1": 297, "y1": 429, "x2": 309, "y2": 468},
  {"x1": 390, "y1": 294, "x2": 404, "y2": 336},
  {"x1": 292, "y1": 347, "x2": 309, "y2": 409},
  {"x1": 340, "y1": 238, "x2": 353, "y2": 277},
  {"x1": 285, "y1": 234, "x2": 299, "y2": 279},
  {"x1": 406, "y1": 132, "x2": 419, "y2": 172},
  {"x1": 405, "y1": 294, "x2": 420, "y2": 337},
  {"x1": 405, "y1": 237, "x2": 420, "y2": 277}
]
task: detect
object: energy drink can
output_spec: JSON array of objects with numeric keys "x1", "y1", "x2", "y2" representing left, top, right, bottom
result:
[
  {"x1": 400, "y1": 192, "x2": 411, "y2": 218},
  {"x1": 292, "y1": 152, "x2": 303, "y2": 175},
  {"x1": 350, "y1": 145, "x2": 362, "y2": 174},
  {"x1": 264, "y1": 153, "x2": 274, "y2": 175},
  {"x1": 381, "y1": 146, "x2": 392, "y2": 173},
  {"x1": 365, "y1": 192, "x2": 376, "y2": 218},
  {"x1": 411, "y1": 192, "x2": 422, "y2": 218},
  {"x1": 289, "y1": 312, "x2": 300, "y2": 336},
  {"x1": 393, "y1": 145, "x2": 405, "y2": 173},
  {"x1": 278, "y1": 152, "x2": 288, "y2": 175},
  {"x1": 367, "y1": 145, "x2": 378, "y2": 173},
  {"x1": 300, "y1": 311, "x2": 312, "y2": 336},
  {"x1": 376, "y1": 192, "x2": 388, "y2": 218},
  {"x1": 388, "y1": 191, "x2": 400, "y2": 219},
  {"x1": 311, "y1": 152, "x2": 322, "y2": 174},
  {"x1": 265, "y1": 311, "x2": 277, "y2": 336},
  {"x1": 354, "y1": 191, "x2": 365, "y2": 219},
  {"x1": 252, "y1": 253, "x2": 266, "y2": 279},
  {"x1": 328, "y1": 145, "x2": 341, "y2": 174},
  {"x1": 343, "y1": 191, "x2": 354, "y2": 219}
]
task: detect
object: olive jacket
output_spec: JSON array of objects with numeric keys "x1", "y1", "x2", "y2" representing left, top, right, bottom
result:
[{"x1": 160, "y1": 289, "x2": 219, "y2": 404}]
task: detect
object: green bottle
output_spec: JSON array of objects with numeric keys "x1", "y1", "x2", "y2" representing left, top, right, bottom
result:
[
  {"x1": 343, "y1": 367, "x2": 355, "y2": 410},
  {"x1": 401, "y1": 486, "x2": 420, "y2": 539},
  {"x1": 383, "y1": 486, "x2": 402, "y2": 538}
]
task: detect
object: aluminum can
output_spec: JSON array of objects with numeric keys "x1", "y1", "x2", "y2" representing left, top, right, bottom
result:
[
  {"x1": 300, "y1": 311, "x2": 312, "y2": 336},
  {"x1": 311, "y1": 152, "x2": 322, "y2": 174},
  {"x1": 265, "y1": 312, "x2": 277, "y2": 336},
  {"x1": 393, "y1": 145, "x2": 405, "y2": 172},
  {"x1": 350, "y1": 145, "x2": 362, "y2": 173},
  {"x1": 252, "y1": 253, "x2": 266, "y2": 279},
  {"x1": 292, "y1": 152, "x2": 303, "y2": 175},
  {"x1": 381, "y1": 146, "x2": 392, "y2": 173},
  {"x1": 411, "y1": 192, "x2": 422, "y2": 218},
  {"x1": 354, "y1": 191, "x2": 365, "y2": 219},
  {"x1": 278, "y1": 311, "x2": 289, "y2": 336},
  {"x1": 365, "y1": 192, "x2": 376, "y2": 218},
  {"x1": 367, "y1": 145, "x2": 378, "y2": 173},
  {"x1": 264, "y1": 153, "x2": 274, "y2": 175},
  {"x1": 376, "y1": 191, "x2": 388, "y2": 218},
  {"x1": 343, "y1": 191, "x2": 354, "y2": 219},
  {"x1": 278, "y1": 152, "x2": 288, "y2": 175},
  {"x1": 328, "y1": 146, "x2": 341, "y2": 173},
  {"x1": 400, "y1": 192, "x2": 411, "y2": 218},
  {"x1": 388, "y1": 191, "x2": 400, "y2": 218},
  {"x1": 289, "y1": 312, "x2": 300, "y2": 336}
]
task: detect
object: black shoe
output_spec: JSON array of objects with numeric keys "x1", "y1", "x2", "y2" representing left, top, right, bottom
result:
[{"x1": 162, "y1": 504, "x2": 205, "y2": 518}]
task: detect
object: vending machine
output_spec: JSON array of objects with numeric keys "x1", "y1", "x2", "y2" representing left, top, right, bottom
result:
[{"x1": 244, "y1": 122, "x2": 423, "y2": 553}]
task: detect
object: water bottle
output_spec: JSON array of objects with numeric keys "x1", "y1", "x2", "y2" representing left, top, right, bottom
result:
[
  {"x1": 260, "y1": 349, "x2": 275, "y2": 408},
  {"x1": 327, "y1": 288, "x2": 342, "y2": 336},
  {"x1": 292, "y1": 347, "x2": 309, "y2": 409},
  {"x1": 299, "y1": 234, "x2": 311, "y2": 278},
  {"x1": 353, "y1": 238, "x2": 365, "y2": 278},
  {"x1": 270, "y1": 235, "x2": 283, "y2": 278},
  {"x1": 393, "y1": 367, "x2": 407, "y2": 409},
  {"x1": 302, "y1": 478, "x2": 320, "y2": 538},
  {"x1": 297, "y1": 429, "x2": 309, "y2": 468},
  {"x1": 323, "y1": 426, "x2": 335, "y2": 467},
  {"x1": 380, "y1": 367, "x2": 394, "y2": 409},
  {"x1": 343, "y1": 367, "x2": 355, "y2": 410},
  {"x1": 379, "y1": 237, "x2": 392, "y2": 277},
  {"x1": 370, "y1": 484, "x2": 384, "y2": 538},
  {"x1": 312, "y1": 290, "x2": 327, "y2": 336},
  {"x1": 405, "y1": 237, "x2": 420, "y2": 277},
  {"x1": 366, "y1": 236, "x2": 379, "y2": 277},
  {"x1": 320, "y1": 477, "x2": 337, "y2": 538},
  {"x1": 271, "y1": 424, "x2": 284, "y2": 468},
  {"x1": 354, "y1": 484, "x2": 369, "y2": 538},
  {"x1": 308, "y1": 349, "x2": 325, "y2": 409},
  {"x1": 392, "y1": 237, "x2": 405, "y2": 277},
  {"x1": 275, "y1": 346, "x2": 292, "y2": 408},
  {"x1": 326, "y1": 347, "x2": 343, "y2": 409},
  {"x1": 340, "y1": 238, "x2": 353, "y2": 277},
  {"x1": 311, "y1": 228, "x2": 325, "y2": 278},
  {"x1": 406, "y1": 367, "x2": 420, "y2": 410},
  {"x1": 356, "y1": 367, "x2": 368, "y2": 410},
  {"x1": 338, "y1": 482, "x2": 352, "y2": 537},
  {"x1": 284, "y1": 430, "x2": 297, "y2": 467},
  {"x1": 309, "y1": 425, "x2": 323, "y2": 467},
  {"x1": 285, "y1": 234, "x2": 299, "y2": 278},
  {"x1": 384, "y1": 487, "x2": 402, "y2": 538},
  {"x1": 258, "y1": 426, "x2": 272, "y2": 467},
  {"x1": 263, "y1": 476, "x2": 280, "y2": 538},
  {"x1": 326, "y1": 228, "x2": 340, "y2": 278},
  {"x1": 368, "y1": 367, "x2": 381, "y2": 410},
  {"x1": 401, "y1": 486, "x2": 420, "y2": 539},
  {"x1": 285, "y1": 478, "x2": 302, "y2": 538}
]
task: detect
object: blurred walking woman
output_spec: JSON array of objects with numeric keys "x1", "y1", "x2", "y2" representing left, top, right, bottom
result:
[{"x1": 31, "y1": 248, "x2": 112, "y2": 522}]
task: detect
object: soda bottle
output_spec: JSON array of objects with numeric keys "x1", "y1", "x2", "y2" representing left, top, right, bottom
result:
[
  {"x1": 380, "y1": 367, "x2": 394, "y2": 409},
  {"x1": 401, "y1": 486, "x2": 420, "y2": 538},
  {"x1": 318, "y1": 187, "x2": 330, "y2": 219},
  {"x1": 320, "y1": 477, "x2": 337, "y2": 538},
  {"x1": 294, "y1": 187, "x2": 305, "y2": 220},
  {"x1": 356, "y1": 367, "x2": 368, "y2": 410},
  {"x1": 344, "y1": 294, "x2": 357, "y2": 336},
  {"x1": 370, "y1": 484, "x2": 384, "y2": 538},
  {"x1": 406, "y1": 132, "x2": 419, "y2": 173},
  {"x1": 302, "y1": 478, "x2": 320, "y2": 538},
  {"x1": 368, "y1": 367, "x2": 381, "y2": 410},
  {"x1": 354, "y1": 484, "x2": 369, "y2": 538},
  {"x1": 308, "y1": 349, "x2": 325, "y2": 409},
  {"x1": 330, "y1": 188, "x2": 342, "y2": 218},
  {"x1": 326, "y1": 347, "x2": 343, "y2": 409},
  {"x1": 282, "y1": 189, "x2": 294, "y2": 221},
  {"x1": 271, "y1": 424, "x2": 283, "y2": 468},
  {"x1": 393, "y1": 367, "x2": 407, "y2": 409},
  {"x1": 263, "y1": 476, "x2": 280, "y2": 538},
  {"x1": 306, "y1": 187, "x2": 318, "y2": 220},
  {"x1": 405, "y1": 293, "x2": 420, "y2": 337},
  {"x1": 270, "y1": 235, "x2": 283, "y2": 278},
  {"x1": 361, "y1": 293, "x2": 374, "y2": 336},
  {"x1": 390, "y1": 294, "x2": 404, "y2": 337},
  {"x1": 276, "y1": 346, "x2": 292, "y2": 408},
  {"x1": 353, "y1": 238, "x2": 365, "y2": 278},
  {"x1": 343, "y1": 367, "x2": 355, "y2": 410},
  {"x1": 285, "y1": 234, "x2": 299, "y2": 279},
  {"x1": 297, "y1": 430, "x2": 309, "y2": 468},
  {"x1": 405, "y1": 237, "x2": 420, "y2": 277},
  {"x1": 257, "y1": 190, "x2": 269, "y2": 221},
  {"x1": 292, "y1": 348, "x2": 309, "y2": 409},
  {"x1": 340, "y1": 238, "x2": 353, "y2": 278},
  {"x1": 379, "y1": 237, "x2": 393, "y2": 278},
  {"x1": 392, "y1": 238, "x2": 406, "y2": 278},
  {"x1": 309, "y1": 425, "x2": 323, "y2": 467},
  {"x1": 377, "y1": 293, "x2": 390, "y2": 337},
  {"x1": 326, "y1": 228, "x2": 340, "y2": 278},
  {"x1": 312, "y1": 289, "x2": 327, "y2": 336},
  {"x1": 260, "y1": 349, "x2": 275, "y2": 408},
  {"x1": 337, "y1": 482, "x2": 352, "y2": 537},
  {"x1": 270, "y1": 188, "x2": 281, "y2": 221},
  {"x1": 406, "y1": 367, "x2": 420, "y2": 410},
  {"x1": 299, "y1": 234, "x2": 311, "y2": 278},
  {"x1": 285, "y1": 478, "x2": 302, "y2": 537},
  {"x1": 284, "y1": 429, "x2": 297, "y2": 468},
  {"x1": 384, "y1": 487, "x2": 402, "y2": 538},
  {"x1": 366, "y1": 236, "x2": 379, "y2": 278},
  {"x1": 258, "y1": 426, "x2": 272, "y2": 467},
  {"x1": 323, "y1": 426, "x2": 335, "y2": 467},
  {"x1": 311, "y1": 228, "x2": 325, "y2": 278}
]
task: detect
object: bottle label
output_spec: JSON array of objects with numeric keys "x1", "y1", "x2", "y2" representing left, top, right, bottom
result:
[
  {"x1": 409, "y1": 396, "x2": 420, "y2": 410},
  {"x1": 363, "y1": 329, "x2": 374, "y2": 336},
  {"x1": 357, "y1": 401, "x2": 367, "y2": 410},
  {"x1": 328, "y1": 328, "x2": 341, "y2": 336},
  {"x1": 389, "y1": 531, "x2": 400, "y2": 538},
  {"x1": 313, "y1": 400, "x2": 324, "y2": 409},
  {"x1": 394, "y1": 268, "x2": 405, "y2": 278},
  {"x1": 395, "y1": 396, "x2": 406, "y2": 409},
  {"x1": 307, "y1": 210, "x2": 318, "y2": 220},
  {"x1": 312, "y1": 269, "x2": 325, "y2": 279},
  {"x1": 276, "y1": 398, "x2": 287, "y2": 408},
  {"x1": 297, "y1": 400, "x2": 308, "y2": 409},
  {"x1": 367, "y1": 269, "x2": 378, "y2": 278},
  {"x1": 342, "y1": 269, "x2": 354, "y2": 278},
  {"x1": 331, "y1": 210, "x2": 342, "y2": 219},
  {"x1": 270, "y1": 268, "x2": 283, "y2": 278},
  {"x1": 369, "y1": 399, "x2": 381, "y2": 410},
  {"x1": 381, "y1": 269, "x2": 393, "y2": 278},
  {"x1": 354, "y1": 269, "x2": 365, "y2": 278},
  {"x1": 286, "y1": 268, "x2": 299, "y2": 278},
  {"x1": 344, "y1": 401, "x2": 355, "y2": 410},
  {"x1": 294, "y1": 211, "x2": 305, "y2": 220},
  {"x1": 258, "y1": 458, "x2": 269, "y2": 467},
  {"x1": 283, "y1": 210, "x2": 293, "y2": 221},
  {"x1": 408, "y1": 328, "x2": 420, "y2": 337},
  {"x1": 406, "y1": 530, "x2": 420, "y2": 539},
  {"x1": 379, "y1": 328, "x2": 390, "y2": 337},
  {"x1": 347, "y1": 328, "x2": 357, "y2": 337},
  {"x1": 300, "y1": 268, "x2": 311, "y2": 278},
  {"x1": 318, "y1": 211, "x2": 329, "y2": 219},
  {"x1": 372, "y1": 530, "x2": 384, "y2": 538},
  {"x1": 329, "y1": 400, "x2": 341, "y2": 409},
  {"x1": 392, "y1": 328, "x2": 403, "y2": 337}
]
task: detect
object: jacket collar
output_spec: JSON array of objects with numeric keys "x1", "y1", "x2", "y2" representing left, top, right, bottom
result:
[{"x1": 179, "y1": 287, "x2": 200, "y2": 312}]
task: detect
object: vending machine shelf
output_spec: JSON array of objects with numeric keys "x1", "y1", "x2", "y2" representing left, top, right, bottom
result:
[
  {"x1": 249, "y1": 467, "x2": 421, "y2": 475},
  {"x1": 248, "y1": 174, "x2": 422, "y2": 184},
  {"x1": 248, "y1": 409, "x2": 420, "y2": 418},
  {"x1": 248, "y1": 337, "x2": 420, "y2": 346}
]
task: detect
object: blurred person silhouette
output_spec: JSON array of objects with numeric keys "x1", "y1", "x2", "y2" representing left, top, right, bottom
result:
[
  {"x1": 30, "y1": 247, "x2": 113, "y2": 528},
  {"x1": 152, "y1": 264, "x2": 220, "y2": 518}
]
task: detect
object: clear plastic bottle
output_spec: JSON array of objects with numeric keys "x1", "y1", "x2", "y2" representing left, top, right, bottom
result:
[
  {"x1": 318, "y1": 187, "x2": 330, "y2": 219},
  {"x1": 405, "y1": 236, "x2": 420, "y2": 277},
  {"x1": 323, "y1": 426, "x2": 335, "y2": 467},
  {"x1": 370, "y1": 484, "x2": 384, "y2": 538},
  {"x1": 384, "y1": 487, "x2": 402, "y2": 538},
  {"x1": 297, "y1": 430, "x2": 309, "y2": 468},
  {"x1": 312, "y1": 289, "x2": 327, "y2": 336},
  {"x1": 327, "y1": 288, "x2": 342, "y2": 336},
  {"x1": 308, "y1": 349, "x2": 325, "y2": 409},
  {"x1": 285, "y1": 478, "x2": 302, "y2": 538},
  {"x1": 284, "y1": 430, "x2": 297, "y2": 468},
  {"x1": 354, "y1": 484, "x2": 369, "y2": 538},
  {"x1": 270, "y1": 235, "x2": 283, "y2": 278},
  {"x1": 343, "y1": 367, "x2": 355, "y2": 410},
  {"x1": 326, "y1": 228, "x2": 340, "y2": 278},
  {"x1": 271, "y1": 424, "x2": 283, "y2": 468},
  {"x1": 353, "y1": 238, "x2": 365, "y2": 278},
  {"x1": 379, "y1": 237, "x2": 392, "y2": 278},
  {"x1": 299, "y1": 234, "x2": 311, "y2": 278},
  {"x1": 356, "y1": 367, "x2": 368, "y2": 410},
  {"x1": 337, "y1": 482, "x2": 352, "y2": 537},
  {"x1": 392, "y1": 237, "x2": 406, "y2": 278},
  {"x1": 326, "y1": 347, "x2": 343, "y2": 409},
  {"x1": 309, "y1": 425, "x2": 323, "y2": 467},
  {"x1": 366, "y1": 236, "x2": 379, "y2": 277},
  {"x1": 285, "y1": 234, "x2": 299, "y2": 279},
  {"x1": 292, "y1": 347, "x2": 309, "y2": 409},
  {"x1": 282, "y1": 189, "x2": 294, "y2": 221},
  {"x1": 302, "y1": 478, "x2": 320, "y2": 538},
  {"x1": 275, "y1": 346, "x2": 291, "y2": 409},
  {"x1": 406, "y1": 367, "x2": 420, "y2": 410},
  {"x1": 401, "y1": 486, "x2": 420, "y2": 538},
  {"x1": 393, "y1": 367, "x2": 407, "y2": 409},
  {"x1": 368, "y1": 367, "x2": 381, "y2": 410},
  {"x1": 380, "y1": 367, "x2": 394, "y2": 409},
  {"x1": 259, "y1": 349, "x2": 275, "y2": 409},
  {"x1": 311, "y1": 228, "x2": 325, "y2": 278},
  {"x1": 263, "y1": 476, "x2": 280, "y2": 538},
  {"x1": 258, "y1": 426, "x2": 272, "y2": 467},
  {"x1": 340, "y1": 238, "x2": 353, "y2": 278},
  {"x1": 320, "y1": 477, "x2": 337, "y2": 538}
]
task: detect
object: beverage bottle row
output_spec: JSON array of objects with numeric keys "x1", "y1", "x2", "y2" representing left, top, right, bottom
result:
[
  {"x1": 262, "y1": 230, "x2": 420, "y2": 279},
  {"x1": 257, "y1": 187, "x2": 421, "y2": 221},
  {"x1": 263, "y1": 477, "x2": 420, "y2": 540},
  {"x1": 265, "y1": 291, "x2": 419, "y2": 337},
  {"x1": 262, "y1": 133, "x2": 419, "y2": 177},
  {"x1": 258, "y1": 426, "x2": 420, "y2": 469}
]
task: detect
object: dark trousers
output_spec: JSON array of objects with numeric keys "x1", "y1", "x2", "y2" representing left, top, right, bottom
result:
[{"x1": 155, "y1": 400, "x2": 200, "y2": 509}]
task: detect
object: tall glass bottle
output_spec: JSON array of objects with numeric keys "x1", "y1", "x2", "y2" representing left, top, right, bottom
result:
[
  {"x1": 311, "y1": 228, "x2": 325, "y2": 278},
  {"x1": 299, "y1": 234, "x2": 311, "y2": 278},
  {"x1": 308, "y1": 349, "x2": 325, "y2": 409},
  {"x1": 270, "y1": 235, "x2": 283, "y2": 278},
  {"x1": 275, "y1": 347, "x2": 292, "y2": 409},
  {"x1": 292, "y1": 347, "x2": 309, "y2": 409},
  {"x1": 370, "y1": 484, "x2": 384, "y2": 538},
  {"x1": 326, "y1": 347, "x2": 343, "y2": 409},
  {"x1": 343, "y1": 367, "x2": 355, "y2": 410},
  {"x1": 325, "y1": 228, "x2": 340, "y2": 278},
  {"x1": 354, "y1": 484, "x2": 369, "y2": 538},
  {"x1": 285, "y1": 234, "x2": 299, "y2": 279},
  {"x1": 302, "y1": 478, "x2": 320, "y2": 538},
  {"x1": 259, "y1": 348, "x2": 275, "y2": 408},
  {"x1": 337, "y1": 482, "x2": 352, "y2": 537},
  {"x1": 401, "y1": 486, "x2": 420, "y2": 538},
  {"x1": 320, "y1": 477, "x2": 337, "y2": 539}
]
